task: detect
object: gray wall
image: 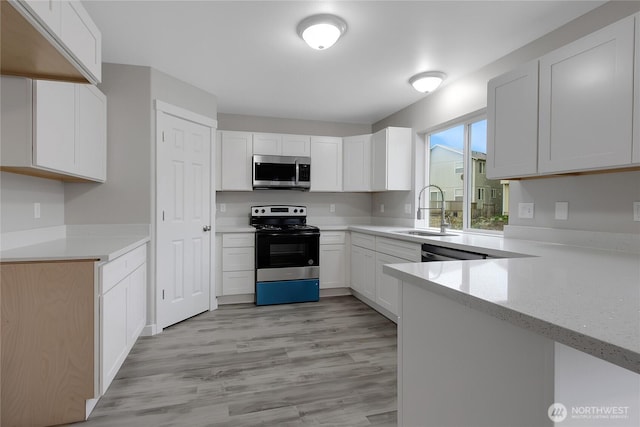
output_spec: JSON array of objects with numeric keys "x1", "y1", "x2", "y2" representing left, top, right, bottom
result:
[
  {"x1": 65, "y1": 64, "x2": 153, "y2": 225},
  {"x1": 217, "y1": 191, "x2": 372, "y2": 226},
  {"x1": 509, "y1": 171, "x2": 640, "y2": 234},
  {"x1": 218, "y1": 113, "x2": 371, "y2": 137},
  {"x1": 371, "y1": 1, "x2": 640, "y2": 233},
  {"x1": 0, "y1": 172, "x2": 65, "y2": 232},
  {"x1": 64, "y1": 64, "x2": 219, "y2": 226}
]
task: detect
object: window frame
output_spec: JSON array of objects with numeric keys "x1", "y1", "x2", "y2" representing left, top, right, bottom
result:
[{"x1": 422, "y1": 110, "x2": 503, "y2": 235}]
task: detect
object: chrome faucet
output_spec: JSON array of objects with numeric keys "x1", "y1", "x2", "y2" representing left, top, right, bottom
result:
[{"x1": 416, "y1": 184, "x2": 450, "y2": 233}]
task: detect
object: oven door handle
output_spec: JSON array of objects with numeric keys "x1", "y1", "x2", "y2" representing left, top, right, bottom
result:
[{"x1": 257, "y1": 231, "x2": 320, "y2": 237}]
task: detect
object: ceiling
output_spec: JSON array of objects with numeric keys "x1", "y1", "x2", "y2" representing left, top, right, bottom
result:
[{"x1": 84, "y1": 1, "x2": 606, "y2": 125}]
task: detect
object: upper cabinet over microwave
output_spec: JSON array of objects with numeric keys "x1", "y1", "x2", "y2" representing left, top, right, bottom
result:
[{"x1": 1, "y1": 0, "x2": 102, "y2": 84}]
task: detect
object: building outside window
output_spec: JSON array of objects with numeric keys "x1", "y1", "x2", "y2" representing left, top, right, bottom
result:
[{"x1": 426, "y1": 117, "x2": 508, "y2": 231}]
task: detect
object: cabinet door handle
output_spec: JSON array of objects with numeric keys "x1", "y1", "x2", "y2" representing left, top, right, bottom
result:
[{"x1": 203, "y1": 225, "x2": 212, "y2": 232}]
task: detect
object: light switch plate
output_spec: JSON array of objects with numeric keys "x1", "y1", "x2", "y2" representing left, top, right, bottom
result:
[
  {"x1": 518, "y1": 202, "x2": 534, "y2": 219},
  {"x1": 634, "y1": 202, "x2": 640, "y2": 222},
  {"x1": 219, "y1": 203, "x2": 226, "y2": 213},
  {"x1": 555, "y1": 202, "x2": 569, "y2": 220},
  {"x1": 33, "y1": 202, "x2": 41, "y2": 219},
  {"x1": 404, "y1": 204, "x2": 412, "y2": 214},
  {"x1": 330, "y1": 204, "x2": 335, "y2": 213},
  {"x1": 380, "y1": 204, "x2": 385, "y2": 213}
]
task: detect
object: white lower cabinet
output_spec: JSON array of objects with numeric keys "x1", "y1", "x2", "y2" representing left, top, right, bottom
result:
[
  {"x1": 100, "y1": 244, "x2": 147, "y2": 395},
  {"x1": 320, "y1": 232, "x2": 347, "y2": 289},
  {"x1": 350, "y1": 232, "x2": 421, "y2": 320},
  {"x1": 350, "y1": 245, "x2": 376, "y2": 300},
  {"x1": 221, "y1": 233, "x2": 255, "y2": 295},
  {"x1": 374, "y1": 253, "x2": 404, "y2": 314}
]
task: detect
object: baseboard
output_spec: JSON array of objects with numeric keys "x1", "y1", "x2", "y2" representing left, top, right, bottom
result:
[
  {"x1": 218, "y1": 294, "x2": 255, "y2": 305},
  {"x1": 320, "y1": 287, "x2": 352, "y2": 297},
  {"x1": 86, "y1": 397, "x2": 99, "y2": 418},
  {"x1": 141, "y1": 324, "x2": 157, "y2": 336}
]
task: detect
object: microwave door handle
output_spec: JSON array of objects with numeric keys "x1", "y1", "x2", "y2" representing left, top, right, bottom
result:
[{"x1": 295, "y1": 160, "x2": 299, "y2": 186}]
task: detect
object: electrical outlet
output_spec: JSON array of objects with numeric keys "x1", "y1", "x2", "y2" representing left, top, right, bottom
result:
[
  {"x1": 634, "y1": 202, "x2": 640, "y2": 222},
  {"x1": 219, "y1": 203, "x2": 226, "y2": 213},
  {"x1": 518, "y1": 202, "x2": 534, "y2": 219},
  {"x1": 329, "y1": 204, "x2": 335, "y2": 213},
  {"x1": 33, "y1": 202, "x2": 41, "y2": 219},
  {"x1": 380, "y1": 204, "x2": 385, "y2": 213},
  {"x1": 555, "y1": 202, "x2": 568, "y2": 220},
  {"x1": 404, "y1": 204, "x2": 412, "y2": 214}
]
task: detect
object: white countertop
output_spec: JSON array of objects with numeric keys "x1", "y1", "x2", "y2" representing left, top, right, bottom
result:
[
  {"x1": 347, "y1": 225, "x2": 640, "y2": 374},
  {"x1": 0, "y1": 234, "x2": 150, "y2": 263}
]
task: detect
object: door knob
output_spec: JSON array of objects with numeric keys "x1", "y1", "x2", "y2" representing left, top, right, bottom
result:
[{"x1": 203, "y1": 225, "x2": 211, "y2": 232}]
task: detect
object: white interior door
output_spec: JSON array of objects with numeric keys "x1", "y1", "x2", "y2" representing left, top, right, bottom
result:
[{"x1": 157, "y1": 111, "x2": 212, "y2": 329}]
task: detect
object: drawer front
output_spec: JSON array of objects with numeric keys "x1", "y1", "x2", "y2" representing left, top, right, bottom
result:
[
  {"x1": 351, "y1": 232, "x2": 376, "y2": 250},
  {"x1": 320, "y1": 231, "x2": 346, "y2": 245},
  {"x1": 222, "y1": 271, "x2": 255, "y2": 295},
  {"x1": 222, "y1": 247, "x2": 255, "y2": 271},
  {"x1": 101, "y1": 244, "x2": 147, "y2": 294},
  {"x1": 222, "y1": 233, "x2": 255, "y2": 248},
  {"x1": 376, "y1": 237, "x2": 421, "y2": 261}
]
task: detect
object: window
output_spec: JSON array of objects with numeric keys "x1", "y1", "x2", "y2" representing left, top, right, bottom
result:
[
  {"x1": 425, "y1": 116, "x2": 508, "y2": 232},
  {"x1": 478, "y1": 161, "x2": 486, "y2": 174},
  {"x1": 477, "y1": 187, "x2": 485, "y2": 201},
  {"x1": 454, "y1": 161, "x2": 463, "y2": 174}
]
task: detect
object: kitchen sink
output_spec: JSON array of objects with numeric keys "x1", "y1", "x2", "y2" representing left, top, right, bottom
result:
[{"x1": 396, "y1": 230, "x2": 456, "y2": 237}]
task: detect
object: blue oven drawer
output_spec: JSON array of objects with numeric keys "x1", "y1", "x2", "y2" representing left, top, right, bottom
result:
[{"x1": 256, "y1": 279, "x2": 320, "y2": 306}]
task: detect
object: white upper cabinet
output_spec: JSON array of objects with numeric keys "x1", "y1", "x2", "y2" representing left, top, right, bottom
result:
[
  {"x1": 1, "y1": 77, "x2": 107, "y2": 182},
  {"x1": 538, "y1": 16, "x2": 635, "y2": 174},
  {"x1": 633, "y1": 13, "x2": 640, "y2": 165},
  {"x1": 218, "y1": 131, "x2": 253, "y2": 191},
  {"x1": 371, "y1": 127, "x2": 412, "y2": 191},
  {"x1": 75, "y1": 84, "x2": 107, "y2": 181},
  {"x1": 487, "y1": 61, "x2": 539, "y2": 179},
  {"x1": 282, "y1": 134, "x2": 311, "y2": 156},
  {"x1": 59, "y1": 0, "x2": 102, "y2": 83},
  {"x1": 343, "y1": 134, "x2": 372, "y2": 192},
  {"x1": 6, "y1": 0, "x2": 102, "y2": 84},
  {"x1": 23, "y1": 0, "x2": 61, "y2": 34},
  {"x1": 310, "y1": 136, "x2": 342, "y2": 192},
  {"x1": 253, "y1": 132, "x2": 311, "y2": 156},
  {"x1": 253, "y1": 133, "x2": 282, "y2": 155}
]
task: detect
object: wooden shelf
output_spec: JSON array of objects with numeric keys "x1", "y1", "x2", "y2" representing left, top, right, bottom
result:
[{"x1": 1, "y1": 0, "x2": 89, "y2": 83}]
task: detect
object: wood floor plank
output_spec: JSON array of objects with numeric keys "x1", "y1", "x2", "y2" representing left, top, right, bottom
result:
[{"x1": 73, "y1": 296, "x2": 397, "y2": 426}]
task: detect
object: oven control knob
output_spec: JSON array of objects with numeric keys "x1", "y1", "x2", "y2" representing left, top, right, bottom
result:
[
  {"x1": 308, "y1": 259, "x2": 314, "y2": 265},
  {"x1": 261, "y1": 209, "x2": 265, "y2": 213},
  {"x1": 300, "y1": 208, "x2": 304, "y2": 213},
  {"x1": 254, "y1": 209, "x2": 259, "y2": 213},
  {"x1": 293, "y1": 209, "x2": 298, "y2": 213}
]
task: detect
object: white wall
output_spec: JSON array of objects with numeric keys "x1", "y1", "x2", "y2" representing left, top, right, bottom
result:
[
  {"x1": 218, "y1": 113, "x2": 370, "y2": 137},
  {"x1": 0, "y1": 172, "x2": 64, "y2": 232},
  {"x1": 371, "y1": 1, "x2": 640, "y2": 232}
]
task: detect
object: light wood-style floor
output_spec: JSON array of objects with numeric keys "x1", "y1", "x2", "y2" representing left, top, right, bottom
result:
[{"x1": 74, "y1": 296, "x2": 397, "y2": 426}]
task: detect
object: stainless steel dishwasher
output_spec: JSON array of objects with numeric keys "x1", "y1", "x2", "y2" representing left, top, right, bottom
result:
[{"x1": 421, "y1": 243, "x2": 491, "y2": 262}]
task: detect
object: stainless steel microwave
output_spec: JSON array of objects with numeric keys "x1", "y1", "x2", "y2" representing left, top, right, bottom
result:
[{"x1": 252, "y1": 155, "x2": 311, "y2": 190}]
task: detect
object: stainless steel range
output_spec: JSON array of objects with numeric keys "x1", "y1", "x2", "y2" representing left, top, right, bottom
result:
[{"x1": 251, "y1": 205, "x2": 320, "y2": 305}]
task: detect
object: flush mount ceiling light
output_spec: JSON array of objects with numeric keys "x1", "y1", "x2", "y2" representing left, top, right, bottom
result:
[
  {"x1": 297, "y1": 14, "x2": 347, "y2": 50},
  {"x1": 409, "y1": 71, "x2": 447, "y2": 93}
]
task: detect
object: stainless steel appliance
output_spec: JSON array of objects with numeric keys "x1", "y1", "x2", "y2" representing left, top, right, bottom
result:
[
  {"x1": 421, "y1": 243, "x2": 491, "y2": 262},
  {"x1": 252, "y1": 155, "x2": 311, "y2": 190},
  {"x1": 251, "y1": 205, "x2": 320, "y2": 305}
]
